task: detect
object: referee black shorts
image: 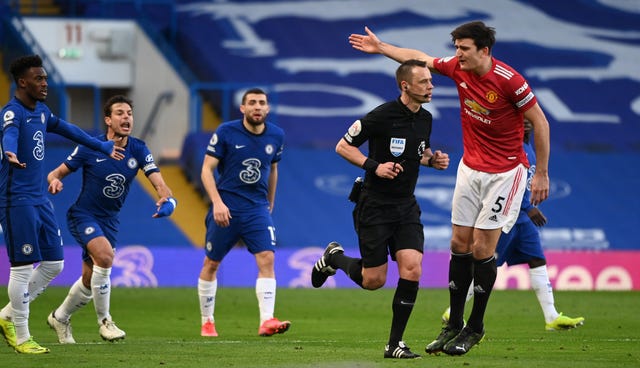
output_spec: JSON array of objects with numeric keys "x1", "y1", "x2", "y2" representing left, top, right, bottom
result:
[{"x1": 353, "y1": 192, "x2": 424, "y2": 268}]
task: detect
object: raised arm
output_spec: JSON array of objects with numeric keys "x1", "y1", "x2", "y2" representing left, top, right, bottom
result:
[
  {"x1": 349, "y1": 26, "x2": 437, "y2": 69},
  {"x1": 50, "y1": 118, "x2": 124, "y2": 160}
]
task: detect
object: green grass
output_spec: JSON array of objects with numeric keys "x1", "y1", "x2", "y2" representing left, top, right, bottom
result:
[{"x1": 0, "y1": 287, "x2": 638, "y2": 367}]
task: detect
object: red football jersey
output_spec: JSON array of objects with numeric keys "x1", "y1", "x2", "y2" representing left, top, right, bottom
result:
[{"x1": 434, "y1": 56, "x2": 536, "y2": 173}]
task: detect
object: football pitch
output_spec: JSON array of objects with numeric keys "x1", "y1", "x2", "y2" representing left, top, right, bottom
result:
[{"x1": 0, "y1": 287, "x2": 638, "y2": 367}]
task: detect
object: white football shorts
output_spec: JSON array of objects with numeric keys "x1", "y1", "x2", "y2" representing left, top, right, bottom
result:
[{"x1": 451, "y1": 159, "x2": 527, "y2": 233}]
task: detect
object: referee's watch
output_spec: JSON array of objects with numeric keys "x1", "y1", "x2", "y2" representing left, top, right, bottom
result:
[{"x1": 427, "y1": 156, "x2": 434, "y2": 167}]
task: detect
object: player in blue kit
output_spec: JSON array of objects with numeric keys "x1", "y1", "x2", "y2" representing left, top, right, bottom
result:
[
  {"x1": 441, "y1": 120, "x2": 584, "y2": 331},
  {"x1": 197, "y1": 88, "x2": 290, "y2": 337},
  {"x1": 0, "y1": 54, "x2": 124, "y2": 354},
  {"x1": 44, "y1": 95, "x2": 176, "y2": 344}
]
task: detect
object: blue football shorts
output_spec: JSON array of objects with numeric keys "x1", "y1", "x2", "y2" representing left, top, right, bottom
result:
[
  {"x1": 0, "y1": 201, "x2": 63, "y2": 264},
  {"x1": 495, "y1": 219, "x2": 545, "y2": 267},
  {"x1": 204, "y1": 207, "x2": 276, "y2": 262},
  {"x1": 67, "y1": 207, "x2": 118, "y2": 262}
]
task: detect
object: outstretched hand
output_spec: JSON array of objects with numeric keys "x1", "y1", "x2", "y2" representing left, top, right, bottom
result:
[
  {"x1": 110, "y1": 148, "x2": 125, "y2": 160},
  {"x1": 349, "y1": 26, "x2": 382, "y2": 54},
  {"x1": 108, "y1": 138, "x2": 126, "y2": 161},
  {"x1": 4, "y1": 151, "x2": 26, "y2": 169}
]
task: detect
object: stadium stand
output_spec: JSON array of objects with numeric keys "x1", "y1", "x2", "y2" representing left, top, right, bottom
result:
[{"x1": 166, "y1": 1, "x2": 640, "y2": 252}]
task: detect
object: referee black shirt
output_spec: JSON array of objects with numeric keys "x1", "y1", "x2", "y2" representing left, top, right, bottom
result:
[{"x1": 343, "y1": 97, "x2": 433, "y2": 198}]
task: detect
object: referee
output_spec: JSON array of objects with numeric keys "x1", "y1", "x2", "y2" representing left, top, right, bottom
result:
[{"x1": 311, "y1": 59, "x2": 449, "y2": 359}]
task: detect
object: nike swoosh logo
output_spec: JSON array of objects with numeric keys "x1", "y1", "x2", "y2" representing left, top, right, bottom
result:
[
  {"x1": 96, "y1": 158, "x2": 107, "y2": 162},
  {"x1": 235, "y1": 145, "x2": 246, "y2": 149},
  {"x1": 26, "y1": 118, "x2": 33, "y2": 123},
  {"x1": 400, "y1": 301, "x2": 415, "y2": 305}
]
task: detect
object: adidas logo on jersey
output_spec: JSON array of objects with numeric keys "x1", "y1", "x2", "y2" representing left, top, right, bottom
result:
[{"x1": 489, "y1": 215, "x2": 498, "y2": 222}]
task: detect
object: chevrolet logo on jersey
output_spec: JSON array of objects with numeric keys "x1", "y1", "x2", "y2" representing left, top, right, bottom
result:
[{"x1": 464, "y1": 99, "x2": 490, "y2": 115}]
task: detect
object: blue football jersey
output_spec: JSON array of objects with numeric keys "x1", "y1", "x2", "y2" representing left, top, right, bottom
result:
[
  {"x1": 205, "y1": 119, "x2": 284, "y2": 212},
  {"x1": 64, "y1": 134, "x2": 159, "y2": 218},
  {"x1": 1, "y1": 97, "x2": 65, "y2": 206}
]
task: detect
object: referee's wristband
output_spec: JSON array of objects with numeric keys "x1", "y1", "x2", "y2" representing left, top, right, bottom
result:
[{"x1": 362, "y1": 158, "x2": 379, "y2": 172}]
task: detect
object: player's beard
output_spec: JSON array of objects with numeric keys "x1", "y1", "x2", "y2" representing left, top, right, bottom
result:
[
  {"x1": 29, "y1": 89, "x2": 46, "y2": 102},
  {"x1": 246, "y1": 115, "x2": 265, "y2": 127}
]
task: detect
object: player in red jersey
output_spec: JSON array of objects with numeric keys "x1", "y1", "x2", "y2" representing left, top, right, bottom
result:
[{"x1": 350, "y1": 21, "x2": 551, "y2": 355}]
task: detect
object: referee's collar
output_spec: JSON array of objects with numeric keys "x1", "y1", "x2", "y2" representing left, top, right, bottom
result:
[{"x1": 396, "y1": 96, "x2": 422, "y2": 116}]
